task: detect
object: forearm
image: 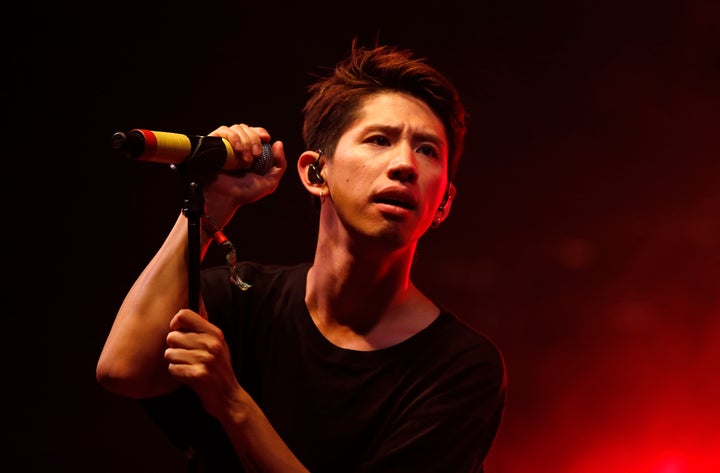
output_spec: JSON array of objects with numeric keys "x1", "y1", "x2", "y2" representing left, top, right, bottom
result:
[{"x1": 96, "y1": 212, "x2": 213, "y2": 398}]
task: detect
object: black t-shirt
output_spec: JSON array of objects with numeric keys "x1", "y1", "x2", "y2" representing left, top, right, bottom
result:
[{"x1": 143, "y1": 262, "x2": 506, "y2": 473}]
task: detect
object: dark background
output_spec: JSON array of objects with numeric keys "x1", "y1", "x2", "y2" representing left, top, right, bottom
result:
[{"x1": 6, "y1": 0, "x2": 719, "y2": 471}]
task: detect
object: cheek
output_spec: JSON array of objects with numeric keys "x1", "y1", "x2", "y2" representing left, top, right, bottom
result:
[
  {"x1": 421, "y1": 172, "x2": 449, "y2": 204},
  {"x1": 326, "y1": 168, "x2": 376, "y2": 217},
  {"x1": 329, "y1": 175, "x2": 362, "y2": 207},
  {"x1": 331, "y1": 160, "x2": 374, "y2": 189}
]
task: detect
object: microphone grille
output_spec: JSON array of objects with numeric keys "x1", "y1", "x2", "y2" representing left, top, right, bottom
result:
[{"x1": 249, "y1": 143, "x2": 274, "y2": 175}]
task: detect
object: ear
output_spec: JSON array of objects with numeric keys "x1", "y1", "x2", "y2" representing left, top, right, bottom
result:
[
  {"x1": 298, "y1": 150, "x2": 324, "y2": 195},
  {"x1": 432, "y1": 183, "x2": 456, "y2": 227}
]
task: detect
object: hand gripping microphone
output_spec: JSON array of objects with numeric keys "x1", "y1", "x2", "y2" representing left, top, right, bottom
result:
[{"x1": 111, "y1": 129, "x2": 274, "y2": 176}]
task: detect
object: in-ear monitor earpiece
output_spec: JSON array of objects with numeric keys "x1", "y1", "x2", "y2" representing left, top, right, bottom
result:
[{"x1": 308, "y1": 150, "x2": 324, "y2": 184}]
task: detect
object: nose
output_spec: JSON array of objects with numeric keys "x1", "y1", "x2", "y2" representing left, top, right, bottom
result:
[{"x1": 387, "y1": 145, "x2": 418, "y2": 184}]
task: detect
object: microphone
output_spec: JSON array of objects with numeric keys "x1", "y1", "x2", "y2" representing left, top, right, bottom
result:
[{"x1": 111, "y1": 129, "x2": 274, "y2": 175}]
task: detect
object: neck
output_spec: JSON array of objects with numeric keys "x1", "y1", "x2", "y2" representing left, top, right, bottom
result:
[{"x1": 305, "y1": 227, "x2": 437, "y2": 350}]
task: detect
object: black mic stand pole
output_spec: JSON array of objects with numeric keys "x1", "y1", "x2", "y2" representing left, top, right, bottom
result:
[
  {"x1": 177, "y1": 137, "x2": 238, "y2": 473},
  {"x1": 180, "y1": 174, "x2": 204, "y2": 473},
  {"x1": 183, "y1": 178, "x2": 203, "y2": 314},
  {"x1": 178, "y1": 138, "x2": 228, "y2": 315},
  {"x1": 175, "y1": 134, "x2": 239, "y2": 472}
]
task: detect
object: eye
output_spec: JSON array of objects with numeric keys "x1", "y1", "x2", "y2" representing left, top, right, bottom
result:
[
  {"x1": 417, "y1": 145, "x2": 439, "y2": 158},
  {"x1": 368, "y1": 135, "x2": 391, "y2": 146}
]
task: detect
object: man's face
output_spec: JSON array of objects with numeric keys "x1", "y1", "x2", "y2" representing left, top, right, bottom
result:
[{"x1": 324, "y1": 91, "x2": 450, "y2": 250}]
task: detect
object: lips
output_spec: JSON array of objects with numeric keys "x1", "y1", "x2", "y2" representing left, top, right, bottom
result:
[{"x1": 373, "y1": 188, "x2": 418, "y2": 210}]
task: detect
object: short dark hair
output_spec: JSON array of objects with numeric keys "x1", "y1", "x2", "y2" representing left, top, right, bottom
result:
[{"x1": 302, "y1": 39, "x2": 467, "y2": 181}]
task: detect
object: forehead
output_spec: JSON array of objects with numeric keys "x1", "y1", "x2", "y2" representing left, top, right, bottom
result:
[{"x1": 352, "y1": 92, "x2": 447, "y2": 143}]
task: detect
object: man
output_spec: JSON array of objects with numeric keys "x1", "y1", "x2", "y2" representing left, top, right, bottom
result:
[{"x1": 97, "y1": 40, "x2": 506, "y2": 472}]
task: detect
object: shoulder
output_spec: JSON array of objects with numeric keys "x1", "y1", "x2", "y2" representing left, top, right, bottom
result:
[{"x1": 424, "y1": 311, "x2": 506, "y2": 383}]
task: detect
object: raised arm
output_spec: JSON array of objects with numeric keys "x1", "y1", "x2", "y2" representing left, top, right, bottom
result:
[{"x1": 96, "y1": 124, "x2": 286, "y2": 399}]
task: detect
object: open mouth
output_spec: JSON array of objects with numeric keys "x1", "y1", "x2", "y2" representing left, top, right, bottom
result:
[{"x1": 375, "y1": 197, "x2": 415, "y2": 210}]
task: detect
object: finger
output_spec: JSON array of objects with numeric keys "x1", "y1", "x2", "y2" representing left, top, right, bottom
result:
[
  {"x1": 269, "y1": 140, "x2": 287, "y2": 173},
  {"x1": 166, "y1": 328, "x2": 202, "y2": 349},
  {"x1": 228, "y1": 124, "x2": 263, "y2": 164},
  {"x1": 169, "y1": 309, "x2": 209, "y2": 332},
  {"x1": 208, "y1": 124, "x2": 232, "y2": 139},
  {"x1": 167, "y1": 362, "x2": 209, "y2": 381},
  {"x1": 250, "y1": 126, "x2": 271, "y2": 144}
]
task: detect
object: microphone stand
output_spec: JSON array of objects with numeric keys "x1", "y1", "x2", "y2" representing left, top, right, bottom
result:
[
  {"x1": 178, "y1": 156, "x2": 253, "y2": 473},
  {"x1": 177, "y1": 137, "x2": 237, "y2": 473},
  {"x1": 177, "y1": 140, "x2": 225, "y2": 473},
  {"x1": 180, "y1": 175, "x2": 204, "y2": 473},
  {"x1": 182, "y1": 178, "x2": 203, "y2": 314}
]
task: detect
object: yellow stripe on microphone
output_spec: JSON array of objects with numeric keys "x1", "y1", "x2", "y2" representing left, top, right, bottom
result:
[{"x1": 144, "y1": 130, "x2": 192, "y2": 164}]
